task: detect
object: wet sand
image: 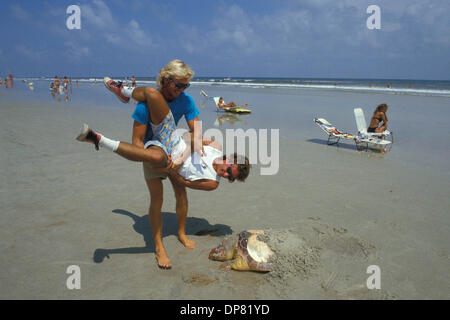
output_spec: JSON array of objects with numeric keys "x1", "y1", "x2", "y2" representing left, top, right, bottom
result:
[{"x1": 0, "y1": 82, "x2": 449, "y2": 299}]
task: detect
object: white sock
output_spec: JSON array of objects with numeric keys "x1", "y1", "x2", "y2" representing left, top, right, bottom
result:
[
  {"x1": 99, "y1": 135, "x2": 120, "y2": 152},
  {"x1": 121, "y1": 86, "x2": 135, "y2": 98}
]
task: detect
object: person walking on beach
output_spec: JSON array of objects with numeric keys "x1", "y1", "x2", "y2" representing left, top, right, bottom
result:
[
  {"x1": 54, "y1": 76, "x2": 61, "y2": 93},
  {"x1": 63, "y1": 76, "x2": 69, "y2": 91},
  {"x1": 8, "y1": 73, "x2": 14, "y2": 88},
  {"x1": 101, "y1": 60, "x2": 205, "y2": 269},
  {"x1": 368, "y1": 103, "x2": 389, "y2": 134}
]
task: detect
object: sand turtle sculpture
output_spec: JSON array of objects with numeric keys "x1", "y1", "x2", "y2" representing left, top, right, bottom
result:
[{"x1": 209, "y1": 230, "x2": 274, "y2": 272}]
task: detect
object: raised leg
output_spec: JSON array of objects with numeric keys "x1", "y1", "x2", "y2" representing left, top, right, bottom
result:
[
  {"x1": 77, "y1": 124, "x2": 168, "y2": 168},
  {"x1": 132, "y1": 87, "x2": 170, "y2": 126},
  {"x1": 115, "y1": 143, "x2": 167, "y2": 168}
]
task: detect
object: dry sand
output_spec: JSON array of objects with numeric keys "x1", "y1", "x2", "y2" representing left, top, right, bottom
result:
[{"x1": 0, "y1": 93, "x2": 449, "y2": 299}]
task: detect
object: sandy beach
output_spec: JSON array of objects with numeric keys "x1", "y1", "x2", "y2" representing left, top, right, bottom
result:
[{"x1": 0, "y1": 81, "x2": 449, "y2": 299}]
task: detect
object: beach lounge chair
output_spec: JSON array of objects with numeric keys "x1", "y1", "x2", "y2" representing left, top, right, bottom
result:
[
  {"x1": 353, "y1": 108, "x2": 393, "y2": 151},
  {"x1": 213, "y1": 97, "x2": 251, "y2": 114},
  {"x1": 313, "y1": 118, "x2": 356, "y2": 145}
]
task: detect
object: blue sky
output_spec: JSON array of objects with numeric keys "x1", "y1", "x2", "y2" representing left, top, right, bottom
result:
[{"x1": 1, "y1": 0, "x2": 449, "y2": 79}]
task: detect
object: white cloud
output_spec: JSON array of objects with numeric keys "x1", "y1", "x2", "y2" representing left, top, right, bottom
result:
[
  {"x1": 10, "y1": 4, "x2": 30, "y2": 22},
  {"x1": 181, "y1": 0, "x2": 450, "y2": 64},
  {"x1": 81, "y1": 0, "x2": 155, "y2": 51},
  {"x1": 15, "y1": 44, "x2": 47, "y2": 61},
  {"x1": 128, "y1": 19, "x2": 152, "y2": 46},
  {"x1": 64, "y1": 41, "x2": 90, "y2": 61},
  {"x1": 82, "y1": 0, "x2": 115, "y2": 30},
  {"x1": 186, "y1": 4, "x2": 266, "y2": 56}
]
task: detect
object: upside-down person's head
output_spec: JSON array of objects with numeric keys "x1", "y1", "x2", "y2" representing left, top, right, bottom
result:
[{"x1": 217, "y1": 153, "x2": 251, "y2": 183}]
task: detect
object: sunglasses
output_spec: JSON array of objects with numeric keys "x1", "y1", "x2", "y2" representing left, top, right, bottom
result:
[
  {"x1": 226, "y1": 166, "x2": 235, "y2": 182},
  {"x1": 170, "y1": 79, "x2": 190, "y2": 90}
]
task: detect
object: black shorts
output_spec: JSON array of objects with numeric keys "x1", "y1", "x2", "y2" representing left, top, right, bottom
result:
[{"x1": 367, "y1": 127, "x2": 377, "y2": 133}]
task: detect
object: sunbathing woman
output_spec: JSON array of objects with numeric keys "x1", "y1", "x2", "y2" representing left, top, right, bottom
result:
[
  {"x1": 217, "y1": 97, "x2": 248, "y2": 109},
  {"x1": 76, "y1": 87, "x2": 250, "y2": 190},
  {"x1": 368, "y1": 103, "x2": 389, "y2": 133}
]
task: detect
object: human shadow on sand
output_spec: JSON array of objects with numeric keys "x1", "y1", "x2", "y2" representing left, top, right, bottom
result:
[{"x1": 93, "y1": 209, "x2": 232, "y2": 263}]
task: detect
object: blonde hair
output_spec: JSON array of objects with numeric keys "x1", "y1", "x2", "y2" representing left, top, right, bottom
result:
[{"x1": 156, "y1": 59, "x2": 194, "y2": 89}]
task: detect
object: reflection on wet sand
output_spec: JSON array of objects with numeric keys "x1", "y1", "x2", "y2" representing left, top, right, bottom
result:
[{"x1": 214, "y1": 114, "x2": 249, "y2": 127}]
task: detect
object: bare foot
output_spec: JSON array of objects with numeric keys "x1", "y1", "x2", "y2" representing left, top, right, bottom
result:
[
  {"x1": 155, "y1": 248, "x2": 172, "y2": 270},
  {"x1": 178, "y1": 234, "x2": 196, "y2": 249}
]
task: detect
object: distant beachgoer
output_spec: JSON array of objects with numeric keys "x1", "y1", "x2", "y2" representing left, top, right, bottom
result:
[
  {"x1": 53, "y1": 76, "x2": 60, "y2": 93},
  {"x1": 368, "y1": 103, "x2": 389, "y2": 133},
  {"x1": 63, "y1": 76, "x2": 69, "y2": 91},
  {"x1": 217, "y1": 97, "x2": 248, "y2": 109},
  {"x1": 8, "y1": 73, "x2": 14, "y2": 88},
  {"x1": 130, "y1": 76, "x2": 137, "y2": 104},
  {"x1": 4, "y1": 77, "x2": 8, "y2": 88}
]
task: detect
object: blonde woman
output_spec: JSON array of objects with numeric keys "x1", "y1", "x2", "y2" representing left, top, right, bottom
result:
[{"x1": 102, "y1": 60, "x2": 202, "y2": 269}]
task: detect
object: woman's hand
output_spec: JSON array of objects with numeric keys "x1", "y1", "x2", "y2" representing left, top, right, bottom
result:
[
  {"x1": 202, "y1": 137, "x2": 215, "y2": 146},
  {"x1": 150, "y1": 155, "x2": 173, "y2": 174},
  {"x1": 168, "y1": 156, "x2": 183, "y2": 176}
]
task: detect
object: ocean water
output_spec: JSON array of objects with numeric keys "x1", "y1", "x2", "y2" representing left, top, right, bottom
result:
[
  {"x1": 14, "y1": 76, "x2": 450, "y2": 97},
  {"x1": 193, "y1": 77, "x2": 450, "y2": 98}
]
